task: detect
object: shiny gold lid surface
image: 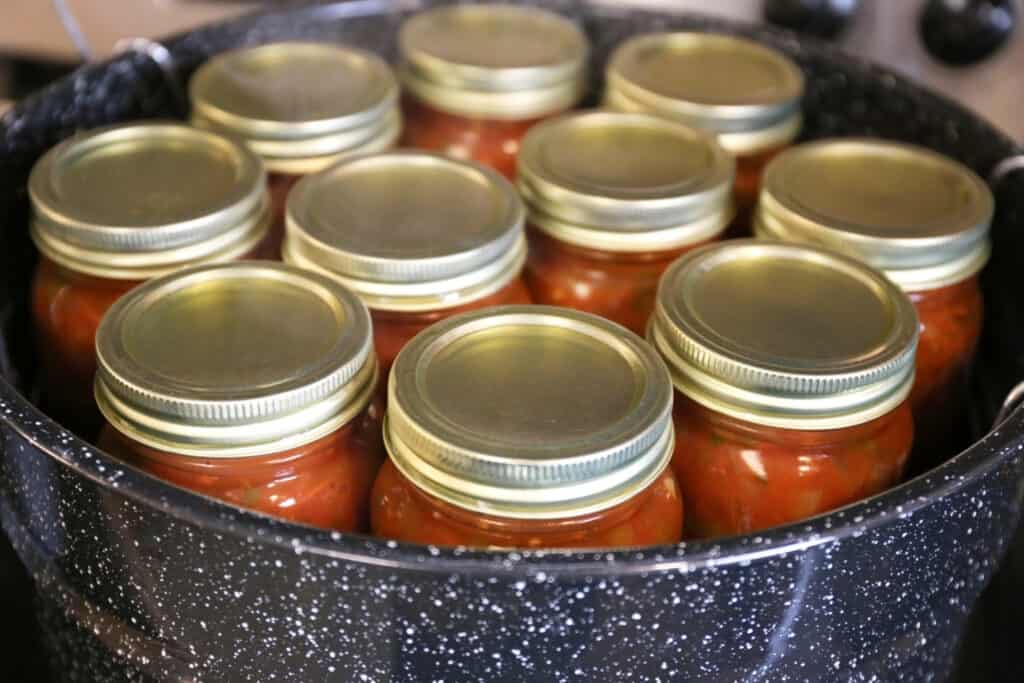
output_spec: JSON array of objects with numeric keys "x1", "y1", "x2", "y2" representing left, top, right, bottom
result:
[
  {"x1": 30, "y1": 123, "x2": 268, "y2": 279},
  {"x1": 189, "y1": 42, "x2": 400, "y2": 173},
  {"x1": 517, "y1": 111, "x2": 735, "y2": 251},
  {"x1": 284, "y1": 151, "x2": 525, "y2": 311},
  {"x1": 96, "y1": 262, "x2": 376, "y2": 457},
  {"x1": 399, "y1": 4, "x2": 588, "y2": 119},
  {"x1": 605, "y1": 33, "x2": 803, "y2": 153},
  {"x1": 386, "y1": 306, "x2": 674, "y2": 519},
  {"x1": 650, "y1": 241, "x2": 918, "y2": 430},
  {"x1": 756, "y1": 139, "x2": 993, "y2": 291}
]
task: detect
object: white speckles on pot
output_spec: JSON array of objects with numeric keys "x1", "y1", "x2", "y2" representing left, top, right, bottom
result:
[{"x1": 1, "y1": 1, "x2": 1024, "y2": 681}]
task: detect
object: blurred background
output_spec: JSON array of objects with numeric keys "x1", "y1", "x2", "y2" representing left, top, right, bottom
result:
[{"x1": 1, "y1": 0, "x2": 1022, "y2": 140}]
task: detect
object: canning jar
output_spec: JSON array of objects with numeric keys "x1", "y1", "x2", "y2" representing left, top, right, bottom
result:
[
  {"x1": 755, "y1": 139, "x2": 992, "y2": 471},
  {"x1": 397, "y1": 4, "x2": 588, "y2": 178},
  {"x1": 649, "y1": 241, "x2": 918, "y2": 538},
  {"x1": 95, "y1": 262, "x2": 384, "y2": 531},
  {"x1": 30, "y1": 123, "x2": 270, "y2": 437},
  {"x1": 284, "y1": 151, "x2": 531, "y2": 378},
  {"x1": 190, "y1": 42, "x2": 401, "y2": 257},
  {"x1": 605, "y1": 32, "x2": 803, "y2": 232},
  {"x1": 518, "y1": 111, "x2": 734, "y2": 335},
  {"x1": 371, "y1": 306, "x2": 683, "y2": 549}
]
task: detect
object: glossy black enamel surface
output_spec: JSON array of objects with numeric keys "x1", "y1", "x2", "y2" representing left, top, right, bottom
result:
[{"x1": 2, "y1": 2, "x2": 1024, "y2": 681}]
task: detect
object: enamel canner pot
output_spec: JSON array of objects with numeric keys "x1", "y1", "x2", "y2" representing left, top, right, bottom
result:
[{"x1": 2, "y1": 2, "x2": 1024, "y2": 681}]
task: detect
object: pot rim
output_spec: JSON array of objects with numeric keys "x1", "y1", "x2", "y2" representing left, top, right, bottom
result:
[
  {"x1": 3, "y1": 379, "x2": 1021, "y2": 576},
  {"x1": 3, "y1": 0, "x2": 1024, "y2": 577}
]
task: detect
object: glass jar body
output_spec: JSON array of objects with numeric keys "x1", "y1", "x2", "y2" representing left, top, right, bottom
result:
[
  {"x1": 671, "y1": 394, "x2": 913, "y2": 538},
  {"x1": 266, "y1": 171, "x2": 302, "y2": 259},
  {"x1": 98, "y1": 400, "x2": 385, "y2": 531},
  {"x1": 370, "y1": 458, "x2": 683, "y2": 549},
  {"x1": 907, "y1": 276, "x2": 984, "y2": 469},
  {"x1": 401, "y1": 95, "x2": 563, "y2": 179},
  {"x1": 729, "y1": 143, "x2": 790, "y2": 237},
  {"x1": 370, "y1": 276, "x2": 533, "y2": 378},
  {"x1": 31, "y1": 256, "x2": 140, "y2": 437},
  {"x1": 523, "y1": 227, "x2": 712, "y2": 336}
]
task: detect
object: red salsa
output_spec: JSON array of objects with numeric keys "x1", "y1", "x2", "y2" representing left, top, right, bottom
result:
[
  {"x1": 671, "y1": 394, "x2": 911, "y2": 537},
  {"x1": 397, "y1": 4, "x2": 587, "y2": 178},
  {"x1": 755, "y1": 139, "x2": 993, "y2": 470},
  {"x1": 517, "y1": 112, "x2": 734, "y2": 335},
  {"x1": 371, "y1": 306, "x2": 682, "y2": 549},
  {"x1": 372, "y1": 459, "x2": 682, "y2": 549},
  {"x1": 28, "y1": 123, "x2": 269, "y2": 437},
  {"x1": 906, "y1": 277, "x2": 984, "y2": 466},
  {"x1": 94, "y1": 262, "x2": 383, "y2": 530},
  {"x1": 99, "y1": 399, "x2": 383, "y2": 530},
  {"x1": 650, "y1": 241, "x2": 919, "y2": 538}
]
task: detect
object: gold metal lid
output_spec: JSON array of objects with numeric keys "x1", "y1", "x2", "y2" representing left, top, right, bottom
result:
[
  {"x1": 517, "y1": 111, "x2": 735, "y2": 252},
  {"x1": 605, "y1": 33, "x2": 804, "y2": 154},
  {"x1": 650, "y1": 241, "x2": 918, "y2": 430},
  {"x1": 755, "y1": 139, "x2": 994, "y2": 291},
  {"x1": 386, "y1": 305, "x2": 674, "y2": 520},
  {"x1": 189, "y1": 42, "x2": 401, "y2": 174},
  {"x1": 398, "y1": 4, "x2": 588, "y2": 119},
  {"x1": 95, "y1": 262, "x2": 377, "y2": 457},
  {"x1": 30, "y1": 122, "x2": 269, "y2": 280},
  {"x1": 284, "y1": 151, "x2": 526, "y2": 312}
]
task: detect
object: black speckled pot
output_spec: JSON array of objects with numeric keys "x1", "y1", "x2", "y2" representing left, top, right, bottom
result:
[{"x1": 2, "y1": 2, "x2": 1024, "y2": 681}]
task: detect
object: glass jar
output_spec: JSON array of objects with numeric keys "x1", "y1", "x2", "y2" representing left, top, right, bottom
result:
[
  {"x1": 755, "y1": 139, "x2": 993, "y2": 471},
  {"x1": 190, "y1": 42, "x2": 401, "y2": 257},
  {"x1": 605, "y1": 32, "x2": 804, "y2": 232},
  {"x1": 94, "y1": 262, "x2": 384, "y2": 531},
  {"x1": 397, "y1": 4, "x2": 588, "y2": 178},
  {"x1": 517, "y1": 111, "x2": 735, "y2": 335},
  {"x1": 29, "y1": 123, "x2": 270, "y2": 437},
  {"x1": 284, "y1": 152, "x2": 532, "y2": 378},
  {"x1": 649, "y1": 241, "x2": 919, "y2": 538},
  {"x1": 370, "y1": 306, "x2": 682, "y2": 549}
]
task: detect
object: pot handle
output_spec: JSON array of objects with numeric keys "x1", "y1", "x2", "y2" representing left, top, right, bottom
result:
[
  {"x1": 990, "y1": 154, "x2": 1024, "y2": 185},
  {"x1": 994, "y1": 380, "x2": 1024, "y2": 428},
  {"x1": 113, "y1": 37, "x2": 187, "y2": 116}
]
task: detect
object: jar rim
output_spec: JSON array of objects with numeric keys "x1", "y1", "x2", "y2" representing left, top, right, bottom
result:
[
  {"x1": 650, "y1": 240, "x2": 919, "y2": 430},
  {"x1": 283, "y1": 151, "x2": 527, "y2": 311},
  {"x1": 516, "y1": 111, "x2": 735, "y2": 251},
  {"x1": 755, "y1": 139, "x2": 994, "y2": 291},
  {"x1": 95, "y1": 262, "x2": 377, "y2": 457},
  {"x1": 189, "y1": 42, "x2": 401, "y2": 168},
  {"x1": 398, "y1": 4, "x2": 588, "y2": 119},
  {"x1": 29, "y1": 122, "x2": 269, "y2": 279}
]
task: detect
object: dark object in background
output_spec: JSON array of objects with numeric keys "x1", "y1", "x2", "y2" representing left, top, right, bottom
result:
[
  {"x1": 1, "y1": 2, "x2": 1024, "y2": 682},
  {"x1": 763, "y1": 0, "x2": 860, "y2": 39},
  {"x1": 920, "y1": 0, "x2": 1016, "y2": 66}
]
